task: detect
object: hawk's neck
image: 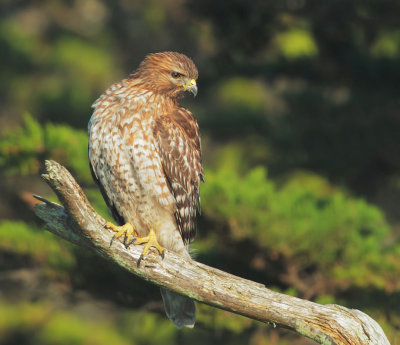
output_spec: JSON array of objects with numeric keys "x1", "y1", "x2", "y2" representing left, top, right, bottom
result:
[{"x1": 93, "y1": 79, "x2": 178, "y2": 121}]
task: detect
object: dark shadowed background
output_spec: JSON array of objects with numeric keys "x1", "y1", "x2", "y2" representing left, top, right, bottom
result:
[{"x1": 1, "y1": 1, "x2": 400, "y2": 344}]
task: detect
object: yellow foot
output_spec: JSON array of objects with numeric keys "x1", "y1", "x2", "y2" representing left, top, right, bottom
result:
[
  {"x1": 106, "y1": 222, "x2": 137, "y2": 248},
  {"x1": 134, "y1": 228, "x2": 165, "y2": 267}
]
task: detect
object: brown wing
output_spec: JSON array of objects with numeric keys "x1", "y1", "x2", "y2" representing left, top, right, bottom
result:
[{"x1": 153, "y1": 108, "x2": 204, "y2": 244}]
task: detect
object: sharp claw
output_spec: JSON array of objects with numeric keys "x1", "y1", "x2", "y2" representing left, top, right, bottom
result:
[
  {"x1": 110, "y1": 234, "x2": 116, "y2": 247},
  {"x1": 126, "y1": 237, "x2": 137, "y2": 248},
  {"x1": 123, "y1": 233, "x2": 129, "y2": 247},
  {"x1": 161, "y1": 250, "x2": 165, "y2": 259},
  {"x1": 106, "y1": 222, "x2": 135, "y2": 248}
]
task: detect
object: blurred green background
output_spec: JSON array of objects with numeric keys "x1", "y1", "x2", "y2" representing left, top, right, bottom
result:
[{"x1": 1, "y1": 1, "x2": 400, "y2": 344}]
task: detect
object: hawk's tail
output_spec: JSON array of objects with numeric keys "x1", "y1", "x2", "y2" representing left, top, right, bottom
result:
[{"x1": 160, "y1": 287, "x2": 196, "y2": 329}]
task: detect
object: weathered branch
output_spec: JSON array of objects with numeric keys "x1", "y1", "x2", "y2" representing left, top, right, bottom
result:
[{"x1": 34, "y1": 160, "x2": 391, "y2": 345}]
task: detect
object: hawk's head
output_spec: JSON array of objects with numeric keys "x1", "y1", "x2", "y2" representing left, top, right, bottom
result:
[{"x1": 132, "y1": 52, "x2": 198, "y2": 99}]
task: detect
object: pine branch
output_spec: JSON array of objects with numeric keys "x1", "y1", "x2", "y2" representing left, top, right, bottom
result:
[{"x1": 34, "y1": 160, "x2": 391, "y2": 345}]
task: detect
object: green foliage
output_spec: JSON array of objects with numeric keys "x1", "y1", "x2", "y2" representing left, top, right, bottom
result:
[
  {"x1": 206, "y1": 142, "x2": 268, "y2": 175},
  {"x1": 0, "y1": 220, "x2": 75, "y2": 276},
  {"x1": 0, "y1": 114, "x2": 91, "y2": 183},
  {"x1": 0, "y1": 301, "x2": 131, "y2": 345},
  {"x1": 201, "y1": 80, "x2": 273, "y2": 140},
  {"x1": 0, "y1": 300, "x2": 273, "y2": 345},
  {"x1": 0, "y1": 16, "x2": 120, "y2": 127},
  {"x1": 117, "y1": 310, "x2": 175, "y2": 345},
  {"x1": 371, "y1": 30, "x2": 400, "y2": 58},
  {"x1": 37, "y1": 311, "x2": 131, "y2": 345},
  {"x1": 52, "y1": 37, "x2": 117, "y2": 88},
  {"x1": 274, "y1": 28, "x2": 319, "y2": 59},
  {"x1": 0, "y1": 18, "x2": 42, "y2": 71},
  {"x1": 217, "y1": 78, "x2": 270, "y2": 113},
  {"x1": 143, "y1": 2, "x2": 167, "y2": 30},
  {"x1": 0, "y1": 113, "x2": 43, "y2": 175},
  {"x1": 202, "y1": 164, "x2": 396, "y2": 288},
  {"x1": 39, "y1": 36, "x2": 120, "y2": 126},
  {"x1": 44, "y1": 122, "x2": 90, "y2": 183},
  {"x1": 196, "y1": 304, "x2": 254, "y2": 334},
  {"x1": 0, "y1": 301, "x2": 52, "y2": 342}
]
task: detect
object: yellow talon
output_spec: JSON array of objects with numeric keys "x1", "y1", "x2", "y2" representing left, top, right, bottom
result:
[
  {"x1": 106, "y1": 222, "x2": 136, "y2": 247},
  {"x1": 105, "y1": 223, "x2": 164, "y2": 266},
  {"x1": 134, "y1": 228, "x2": 165, "y2": 266}
]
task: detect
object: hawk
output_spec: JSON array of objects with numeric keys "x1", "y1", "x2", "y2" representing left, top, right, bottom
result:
[{"x1": 88, "y1": 52, "x2": 203, "y2": 329}]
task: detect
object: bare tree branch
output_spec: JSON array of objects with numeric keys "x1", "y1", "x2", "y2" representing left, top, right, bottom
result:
[{"x1": 34, "y1": 160, "x2": 391, "y2": 345}]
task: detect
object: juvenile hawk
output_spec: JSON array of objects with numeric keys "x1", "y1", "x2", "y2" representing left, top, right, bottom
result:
[{"x1": 88, "y1": 52, "x2": 203, "y2": 328}]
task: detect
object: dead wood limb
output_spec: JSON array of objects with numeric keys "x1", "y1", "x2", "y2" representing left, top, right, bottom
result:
[{"x1": 34, "y1": 160, "x2": 391, "y2": 345}]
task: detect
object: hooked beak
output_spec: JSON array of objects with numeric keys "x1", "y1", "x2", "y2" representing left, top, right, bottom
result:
[{"x1": 185, "y1": 78, "x2": 198, "y2": 97}]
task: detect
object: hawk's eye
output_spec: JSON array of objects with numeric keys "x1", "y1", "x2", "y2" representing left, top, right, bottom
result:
[{"x1": 171, "y1": 72, "x2": 182, "y2": 78}]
